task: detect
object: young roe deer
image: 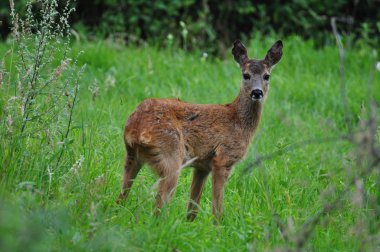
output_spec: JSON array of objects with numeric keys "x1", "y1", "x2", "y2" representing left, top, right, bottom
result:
[{"x1": 117, "y1": 40, "x2": 283, "y2": 220}]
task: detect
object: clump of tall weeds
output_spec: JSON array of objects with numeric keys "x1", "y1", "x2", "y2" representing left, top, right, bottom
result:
[{"x1": 0, "y1": 0, "x2": 84, "y2": 195}]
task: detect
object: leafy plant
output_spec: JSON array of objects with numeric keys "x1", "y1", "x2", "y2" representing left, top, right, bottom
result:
[{"x1": 0, "y1": 0, "x2": 84, "y2": 193}]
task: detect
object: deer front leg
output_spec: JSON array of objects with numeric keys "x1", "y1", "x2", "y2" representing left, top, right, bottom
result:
[
  {"x1": 187, "y1": 169, "x2": 210, "y2": 221},
  {"x1": 212, "y1": 164, "x2": 232, "y2": 221}
]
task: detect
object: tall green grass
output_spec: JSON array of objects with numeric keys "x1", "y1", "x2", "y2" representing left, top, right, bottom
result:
[{"x1": 0, "y1": 36, "x2": 379, "y2": 251}]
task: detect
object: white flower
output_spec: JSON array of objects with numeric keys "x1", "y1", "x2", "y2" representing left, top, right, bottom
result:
[{"x1": 69, "y1": 155, "x2": 85, "y2": 174}]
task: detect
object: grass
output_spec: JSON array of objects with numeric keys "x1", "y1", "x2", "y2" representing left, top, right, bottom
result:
[{"x1": 0, "y1": 36, "x2": 379, "y2": 251}]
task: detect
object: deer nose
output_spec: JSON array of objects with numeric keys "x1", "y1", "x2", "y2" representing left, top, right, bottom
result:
[{"x1": 251, "y1": 89, "x2": 263, "y2": 100}]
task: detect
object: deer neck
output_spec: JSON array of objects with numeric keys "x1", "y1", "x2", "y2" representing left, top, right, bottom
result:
[{"x1": 232, "y1": 88, "x2": 263, "y2": 134}]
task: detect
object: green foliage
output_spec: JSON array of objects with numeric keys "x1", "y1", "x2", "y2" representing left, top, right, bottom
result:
[
  {"x1": 71, "y1": 0, "x2": 380, "y2": 55},
  {"x1": 2, "y1": 0, "x2": 380, "y2": 56},
  {"x1": 1, "y1": 35, "x2": 379, "y2": 250},
  {"x1": 0, "y1": 0, "x2": 84, "y2": 191}
]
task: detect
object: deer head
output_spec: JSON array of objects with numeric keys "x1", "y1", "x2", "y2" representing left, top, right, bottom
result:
[{"x1": 232, "y1": 40, "x2": 283, "y2": 103}]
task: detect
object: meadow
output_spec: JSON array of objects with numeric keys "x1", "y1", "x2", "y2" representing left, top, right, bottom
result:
[{"x1": 0, "y1": 35, "x2": 379, "y2": 251}]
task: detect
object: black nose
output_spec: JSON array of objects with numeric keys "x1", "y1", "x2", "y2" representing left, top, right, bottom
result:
[{"x1": 251, "y1": 89, "x2": 263, "y2": 99}]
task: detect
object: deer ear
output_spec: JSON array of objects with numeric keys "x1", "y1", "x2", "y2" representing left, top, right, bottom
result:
[
  {"x1": 265, "y1": 40, "x2": 283, "y2": 68},
  {"x1": 232, "y1": 40, "x2": 249, "y2": 66}
]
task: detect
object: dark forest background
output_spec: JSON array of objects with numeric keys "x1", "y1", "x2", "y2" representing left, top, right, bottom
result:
[{"x1": 1, "y1": 0, "x2": 379, "y2": 55}]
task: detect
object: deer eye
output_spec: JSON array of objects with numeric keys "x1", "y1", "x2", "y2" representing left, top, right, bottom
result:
[
  {"x1": 263, "y1": 74, "x2": 270, "y2": 81},
  {"x1": 243, "y1": 73, "x2": 251, "y2": 80}
]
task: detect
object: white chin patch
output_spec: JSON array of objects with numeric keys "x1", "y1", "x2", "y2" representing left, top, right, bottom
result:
[{"x1": 252, "y1": 98, "x2": 262, "y2": 102}]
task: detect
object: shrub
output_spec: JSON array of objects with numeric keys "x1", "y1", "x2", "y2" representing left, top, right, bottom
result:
[
  {"x1": 0, "y1": 0, "x2": 84, "y2": 194},
  {"x1": 54, "y1": 0, "x2": 380, "y2": 55},
  {"x1": 1, "y1": 1, "x2": 379, "y2": 55}
]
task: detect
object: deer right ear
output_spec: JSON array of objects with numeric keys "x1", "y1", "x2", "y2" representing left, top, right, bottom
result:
[{"x1": 232, "y1": 40, "x2": 248, "y2": 66}]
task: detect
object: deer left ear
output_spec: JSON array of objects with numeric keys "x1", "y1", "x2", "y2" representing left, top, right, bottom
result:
[{"x1": 265, "y1": 40, "x2": 283, "y2": 68}]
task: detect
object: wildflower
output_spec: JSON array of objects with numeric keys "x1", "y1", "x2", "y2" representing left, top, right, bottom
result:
[
  {"x1": 69, "y1": 155, "x2": 84, "y2": 174},
  {"x1": 105, "y1": 74, "x2": 116, "y2": 91},
  {"x1": 55, "y1": 58, "x2": 71, "y2": 78},
  {"x1": 6, "y1": 115, "x2": 13, "y2": 133}
]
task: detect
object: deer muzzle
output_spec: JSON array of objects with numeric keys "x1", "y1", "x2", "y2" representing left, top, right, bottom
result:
[{"x1": 250, "y1": 89, "x2": 263, "y2": 101}]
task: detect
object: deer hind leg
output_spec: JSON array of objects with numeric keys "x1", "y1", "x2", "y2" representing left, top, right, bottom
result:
[
  {"x1": 117, "y1": 148, "x2": 142, "y2": 203},
  {"x1": 149, "y1": 152, "x2": 183, "y2": 214},
  {"x1": 155, "y1": 172, "x2": 179, "y2": 215},
  {"x1": 186, "y1": 169, "x2": 210, "y2": 221}
]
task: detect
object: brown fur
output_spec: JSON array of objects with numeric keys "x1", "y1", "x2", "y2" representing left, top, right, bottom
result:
[{"x1": 117, "y1": 40, "x2": 283, "y2": 220}]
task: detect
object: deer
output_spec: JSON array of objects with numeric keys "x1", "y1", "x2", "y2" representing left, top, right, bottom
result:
[{"x1": 117, "y1": 40, "x2": 283, "y2": 221}]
